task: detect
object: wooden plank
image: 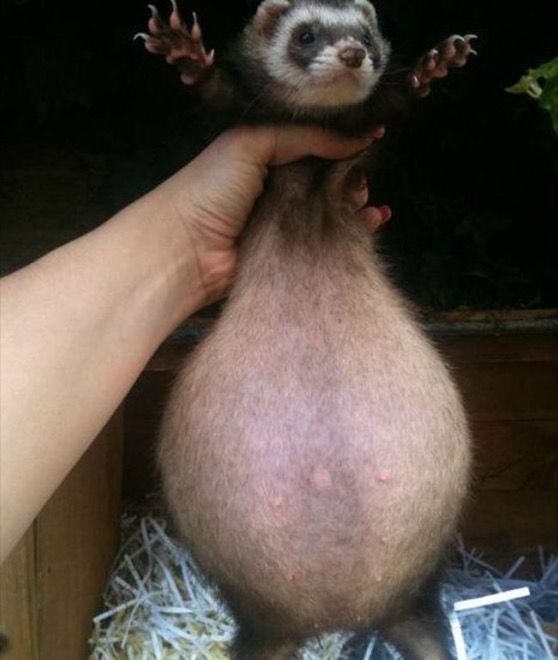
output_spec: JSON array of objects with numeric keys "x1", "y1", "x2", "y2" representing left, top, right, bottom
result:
[
  {"x1": 426, "y1": 308, "x2": 558, "y2": 325},
  {"x1": 462, "y1": 489, "x2": 558, "y2": 556},
  {"x1": 0, "y1": 532, "x2": 38, "y2": 659},
  {"x1": 34, "y1": 411, "x2": 123, "y2": 660},
  {"x1": 472, "y1": 420, "x2": 558, "y2": 490},
  {"x1": 438, "y1": 333, "x2": 558, "y2": 363},
  {"x1": 453, "y1": 361, "x2": 558, "y2": 421}
]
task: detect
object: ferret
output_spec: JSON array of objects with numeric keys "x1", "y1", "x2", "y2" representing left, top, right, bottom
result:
[
  {"x1": 138, "y1": 0, "x2": 476, "y2": 132},
  {"x1": 137, "y1": 1, "x2": 476, "y2": 658}
]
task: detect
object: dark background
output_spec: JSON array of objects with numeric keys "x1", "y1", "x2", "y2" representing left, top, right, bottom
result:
[{"x1": 1, "y1": 0, "x2": 557, "y2": 310}]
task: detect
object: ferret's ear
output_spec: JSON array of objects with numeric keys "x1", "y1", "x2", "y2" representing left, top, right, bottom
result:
[
  {"x1": 255, "y1": 0, "x2": 292, "y2": 37},
  {"x1": 354, "y1": 0, "x2": 377, "y2": 21}
]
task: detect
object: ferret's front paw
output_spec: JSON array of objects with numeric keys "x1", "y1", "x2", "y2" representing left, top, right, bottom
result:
[
  {"x1": 410, "y1": 35, "x2": 478, "y2": 98},
  {"x1": 135, "y1": 0, "x2": 215, "y2": 85}
]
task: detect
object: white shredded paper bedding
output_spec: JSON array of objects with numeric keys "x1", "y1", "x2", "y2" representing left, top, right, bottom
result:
[{"x1": 89, "y1": 511, "x2": 558, "y2": 659}]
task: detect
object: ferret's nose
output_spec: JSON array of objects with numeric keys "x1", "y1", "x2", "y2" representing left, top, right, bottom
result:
[{"x1": 338, "y1": 46, "x2": 366, "y2": 68}]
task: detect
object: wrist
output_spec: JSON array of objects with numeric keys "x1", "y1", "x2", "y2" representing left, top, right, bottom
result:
[
  {"x1": 95, "y1": 189, "x2": 204, "y2": 345},
  {"x1": 129, "y1": 177, "x2": 232, "y2": 329},
  {"x1": 152, "y1": 157, "x2": 242, "y2": 314}
]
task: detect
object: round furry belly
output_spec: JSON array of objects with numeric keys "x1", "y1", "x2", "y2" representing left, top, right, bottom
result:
[
  {"x1": 160, "y1": 316, "x2": 471, "y2": 632},
  {"x1": 163, "y1": 414, "x2": 467, "y2": 631},
  {"x1": 177, "y1": 475, "x2": 458, "y2": 633}
]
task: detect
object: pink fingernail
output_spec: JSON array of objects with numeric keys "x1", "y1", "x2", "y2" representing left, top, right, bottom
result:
[
  {"x1": 371, "y1": 125, "x2": 386, "y2": 139},
  {"x1": 379, "y1": 205, "x2": 393, "y2": 224}
]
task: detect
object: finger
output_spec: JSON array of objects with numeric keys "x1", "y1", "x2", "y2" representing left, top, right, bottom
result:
[
  {"x1": 275, "y1": 125, "x2": 386, "y2": 165},
  {"x1": 350, "y1": 187, "x2": 369, "y2": 210},
  {"x1": 359, "y1": 207, "x2": 384, "y2": 231},
  {"x1": 378, "y1": 205, "x2": 393, "y2": 224},
  {"x1": 248, "y1": 125, "x2": 386, "y2": 167},
  {"x1": 359, "y1": 204, "x2": 393, "y2": 232},
  {"x1": 347, "y1": 171, "x2": 369, "y2": 209}
]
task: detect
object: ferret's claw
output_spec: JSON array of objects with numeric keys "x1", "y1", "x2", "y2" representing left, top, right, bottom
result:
[
  {"x1": 410, "y1": 33, "x2": 478, "y2": 98},
  {"x1": 191, "y1": 12, "x2": 202, "y2": 43},
  {"x1": 148, "y1": 5, "x2": 161, "y2": 20},
  {"x1": 137, "y1": 1, "x2": 215, "y2": 86}
]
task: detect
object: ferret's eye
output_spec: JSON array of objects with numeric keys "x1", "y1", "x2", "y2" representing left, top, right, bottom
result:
[
  {"x1": 362, "y1": 33, "x2": 372, "y2": 48},
  {"x1": 298, "y1": 30, "x2": 315, "y2": 46}
]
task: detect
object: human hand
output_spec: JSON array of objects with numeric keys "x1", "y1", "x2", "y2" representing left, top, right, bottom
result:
[
  {"x1": 156, "y1": 125, "x2": 387, "y2": 304},
  {"x1": 347, "y1": 170, "x2": 393, "y2": 232}
]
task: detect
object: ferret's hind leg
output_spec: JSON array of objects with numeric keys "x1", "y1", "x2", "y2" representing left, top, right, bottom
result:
[
  {"x1": 378, "y1": 574, "x2": 452, "y2": 660},
  {"x1": 221, "y1": 586, "x2": 302, "y2": 660},
  {"x1": 135, "y1": 1, "x2": 215, "y2": 85},
  {"x1": 379, "y1": 617, "x2": 451, "y2": 660},
  {"x1": 411, "y1": 34, "x2": 478, "y2": 99},
  {"x1": 232, "y1": 626, "x2": 300, "y2": 660}
]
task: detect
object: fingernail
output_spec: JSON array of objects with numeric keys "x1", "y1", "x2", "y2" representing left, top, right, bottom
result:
[
  {"x1": 379, "y1": 205, "x2": 392, "y2": 224},
  {"x1": 355, "y1": 172, "x2": 367, "y2": 191},
  {"x1": 370, "y1": 125, "x2": 386, "y2": 140}
]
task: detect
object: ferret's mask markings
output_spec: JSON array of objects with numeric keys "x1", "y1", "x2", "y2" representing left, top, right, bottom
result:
[
  {"x1": 137, "y1": 0, "x2": 476, "y2": 126},
  {"x1": 258, "y1": 1, "x2": 390, "y2": 109}
]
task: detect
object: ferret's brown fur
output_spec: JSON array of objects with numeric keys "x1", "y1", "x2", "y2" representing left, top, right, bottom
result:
[
  {"x1": 143, "y1": 1, "x2": 477, "y2": 656},
  {"x1": 159, "y1": 159, "x2": 471, "y2": 658}
]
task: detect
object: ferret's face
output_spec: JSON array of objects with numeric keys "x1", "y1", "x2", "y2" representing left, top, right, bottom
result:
[{"x1": 261, "y1": 0, "x2": 390, "y2": 110}]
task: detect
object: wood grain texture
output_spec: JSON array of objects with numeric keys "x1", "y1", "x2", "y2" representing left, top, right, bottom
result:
[
  {"x1": 462, "y1": 489, "x2": 558, "y2": 556},
  {"x1": 36, "y1": 412, "x2": 123, "y2": 660},
  {"x1": 438, "y1": 332, "x2": 558, "y2": 363},
  {"x1": 453, "y1": 361, "x2": 558, "y2": 421},
  {"x1": 0, "y1": 412, "x2": 123, "y2": 660},
  {"x1": 472, "y1": 420, "x2": 558, "y2": 491},
  {"x1": 0, "y1": 532, "x2": 38, "y2": 659}
]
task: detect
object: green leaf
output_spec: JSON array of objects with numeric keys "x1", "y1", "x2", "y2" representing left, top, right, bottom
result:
[
  {"x1": 539, "y1": 76, "x2": 558, "y2": 133},
  {"x1": 506, "y1": 75, "x2": 543, "y2": 98},
  {"x1": 507, "y1": 57, "x2": 558, "y2": 133},
  {"x1": 531, "y1": 57, "x2": 558, "y2": 79}
]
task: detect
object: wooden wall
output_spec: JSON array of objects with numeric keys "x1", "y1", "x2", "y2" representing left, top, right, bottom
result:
[
  {"x1": 124, "y1": 329, "x2": 558, "y2": 562},
  {"x1": 0, "y1": 413, "x2": 123, "y2": 660},
  {"x1": 438, "y1": 333, "x2": 558, "y2": 559}
]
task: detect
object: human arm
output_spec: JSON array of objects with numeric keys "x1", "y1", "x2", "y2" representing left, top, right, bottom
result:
[{"x1": 0, "y1": 124, "x2": 383, "y2": 563}]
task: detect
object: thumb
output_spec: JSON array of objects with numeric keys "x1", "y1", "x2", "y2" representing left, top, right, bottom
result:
[{"x1": 247, "y1": 125, "x2": 385, "y2": 167}]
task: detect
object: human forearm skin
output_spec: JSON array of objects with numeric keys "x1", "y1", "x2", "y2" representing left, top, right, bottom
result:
[
  {"x1": 0, "y1": 178, "x2": 204, "y2": 563},
  {"x1": 0, "y1": 125, "x2": 379, "y2": 563}
]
